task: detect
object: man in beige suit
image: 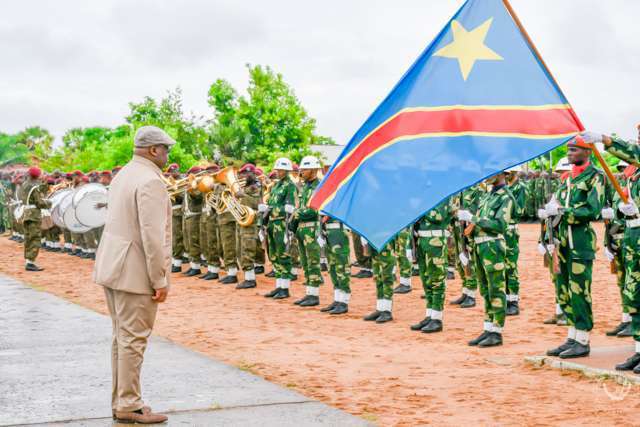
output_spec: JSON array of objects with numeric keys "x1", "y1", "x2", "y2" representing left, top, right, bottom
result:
[{"x1": 93, "y1": 126, "x2": 174, "y2": 424}]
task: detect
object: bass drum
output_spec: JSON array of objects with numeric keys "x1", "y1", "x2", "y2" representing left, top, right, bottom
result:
[
  {"x1": 63, "y1": 204, "x2": 91, "y2": 233},
  {"x1": 53, "y1": 190, "x2": 75, "y2": 229},
  {"x1": 73, "y1": 183, "x2": 107, "y2": 208},
  {"x1": 49, "y1": 188, "x2": 73, "y2": 229},
  {"x1": 13, "y1": 205, "x2": 25, "y2": 224},
  {"x1": 75, "y1": 191, "x2": 108, "y2": 228}
]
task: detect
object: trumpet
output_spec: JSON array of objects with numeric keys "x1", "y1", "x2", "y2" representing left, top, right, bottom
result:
[
  {"x1": 162, "y1": 171, "x2": 207, "y2": 197},
  {"x1": 46, "y1": 180, "x2": 70, "y2": 197},
  {"x1": 213, "y1": 167, "x2": 256, "y2": 227}
]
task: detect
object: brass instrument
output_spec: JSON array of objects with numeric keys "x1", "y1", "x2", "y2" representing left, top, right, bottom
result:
[
  {"x1": 212, "y1": 167, "x2": 256, "y2": 227},
  {"x1": 162, "y1": 171, "x2": 208, "y2": 197},
  {"x1": 46, "y1": 181, "x2": 70, "y2": 197}
]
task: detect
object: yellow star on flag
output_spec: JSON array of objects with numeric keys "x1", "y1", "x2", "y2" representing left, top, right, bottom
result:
[{"x1": 434, "y1": 18, "x2": 503, "y2": 81}]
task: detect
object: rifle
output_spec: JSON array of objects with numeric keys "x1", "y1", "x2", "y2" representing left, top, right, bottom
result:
[
  {"x1": 457, "y1": 192, "x2": 473, "y2": 278},
  {"x1": 544, "y1": 153, "x2": 560, "y2": 274}
]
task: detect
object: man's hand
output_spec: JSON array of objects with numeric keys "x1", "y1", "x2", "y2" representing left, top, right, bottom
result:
[
  {"x1": 619, "y1": 201, "x2": 639, "y2": 217},
  {"x1": 456, "y1": 210, "x2": 473, "y2": 223},
  {"x1": 95, "y1": 202, "x2": 108, "y2": 209},
  {"x1": 581, "y1": 131, "x2": 604, "y2": 145},
  {"x1": 601, "y1": 207, "x2": 615, "y2": 220},
  {"x1": 152, "y1": 287, "x2": 169, "y2": 303},
  {"x1": 603, "y1": 247, "x2": 615, "y2": 262},
  {"x1": 544, "y1": 199, "x2": 561, "y2": 217},
  {"x1": 537, "y1": 208, "x2": 549, "y2": 220},
  {"x1": 258, "y1": 203, "x2": 268, "y2": 213}
]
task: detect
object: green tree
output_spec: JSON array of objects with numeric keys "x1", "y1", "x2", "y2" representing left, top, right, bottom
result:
[{"x1": 0, "y1": 133, "x2": 30, "y2": 166}]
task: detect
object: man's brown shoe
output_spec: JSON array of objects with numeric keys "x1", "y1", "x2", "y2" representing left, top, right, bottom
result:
[{"x1": 115, "y1": 407, "x2": 167, "y2": 424}]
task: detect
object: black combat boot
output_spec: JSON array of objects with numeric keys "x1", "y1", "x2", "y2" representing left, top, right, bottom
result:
[
  {"x1": 460, "y1": 296, "x2": 476, "y2": 308},
  {"x1": 546, "y1": 339, "x2": 575, "y2": 357},
  {"x1": 219, "y1": 275, "x2": 238, "y2": 284},
  {"x1": 329, "y1": 303, "x2": 348, "y2": 315},
  {"x1": 421, "y1": 319, "x2": 443, "y2": 333},
  {"x1": 299, "y1": 296, "x2": 319, "y2": 307},
  {"x1": 272, "y1": 288, "x2": 290, "y2": 299},
  {"x1": 410, "y1": 317, "x2": 431, "y2": 331},
  {"x1": 363, "y1": 310, "x2": 382, "y2": 321},
  {"x1": 321, "y1": 302, "x2": 338, "y2": 312},
  {"x1": 393, "y1": 284, "x2": 411, "y2": 294},
  {"x1": 236, "y1": 280, "x2": 256, "y2": 289},
  {"x1": 615, "y1": 353, "x2": 640, "y2": 371},
  {"x1": 352, "y1": 269, "x2": 373, "y2": 279},
  {"x1": 558, "y1": 341, "x2": 590, "y2": 359},
  {"x1": 468, "y1": 331, "x2": 491, "y2": 346},
  {"x1": 478, "y1": 332, "x2": 503, "y2": 347},
  {"x1": 375, "y1": 311, "x2": 393, "y2": 323}
]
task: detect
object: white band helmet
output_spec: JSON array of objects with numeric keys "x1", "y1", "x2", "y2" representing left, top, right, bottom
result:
[
  {"x1": 273, "y1": 157, "x2": 293, "y2": 171},
  {"x1": 299, "y1": 155, "x2": 321, "y2": 170}
]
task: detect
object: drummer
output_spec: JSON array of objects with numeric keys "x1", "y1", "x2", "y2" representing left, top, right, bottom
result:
[
  {"x1": 61, "y1": 172, "x2": 75, "y2": 254},
  {"x1": 20, "y1": 167, "x2": 51, "y2": 271},
  {"x1": 44, "y1": 177, "x2": 61, "y2": 252},
  {"x1": 94, "y1": 171, "x2": 112, "y2": 243}
]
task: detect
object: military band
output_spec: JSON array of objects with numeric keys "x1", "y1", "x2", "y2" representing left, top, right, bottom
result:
[{"x1": 3, "y1": 129, "x2": 640, "y2": 372}]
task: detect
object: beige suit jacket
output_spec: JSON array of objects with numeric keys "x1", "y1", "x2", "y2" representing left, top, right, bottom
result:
[{"x1": 93, "y1": 155, "x2": 171, "y2": 295}]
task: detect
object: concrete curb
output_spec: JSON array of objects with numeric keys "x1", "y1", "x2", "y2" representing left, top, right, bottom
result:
[{"x1": 525, "y1": 355, "x2": 640, "y2": 386}]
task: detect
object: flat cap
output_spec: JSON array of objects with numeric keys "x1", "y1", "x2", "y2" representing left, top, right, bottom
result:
[{"x1": 134, "y1": 126, "x2": 176, "y2": 148}]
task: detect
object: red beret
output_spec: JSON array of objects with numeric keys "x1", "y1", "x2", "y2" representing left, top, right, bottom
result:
[
  {"x1": 28, "y1": 167, "x2": 42, "y2": 179},
  {"x1": 73, "y1": 170, "x2": 83, "y2": 176},
  {"x1": 239, "y1": 163, "x2": 256, "y2": 174},
  {"x1": 205, "y1": 164, "x2": 220, "y2": 172},
  {"x1": 100, "y1": 170, "x2": 112, "y2": 176},
  {"x1": 568, "y1": 135, "x2": 591, "y2": 150},
  {"x1": 292, "y1": 163, "x2": 299, "y2": 171},
  {"x1": 65, "y1": 172, "x2": 73, "y2": 178},
  {"x1": 167, "y1": 163, "x2": 180, "y2": 172},
  {"x1": 81, "y1": 176, "x2": 89, "y2": 183},
  {"x1": 188, "y1": 166, "x2": 203, "y2": 174},
  {"x1": 268, "y1": 171, "x2": 277, "y2": 179},
  {"x1": 255, "y1": 167, "x2": 264, "y2": 176},
  {"x1": 46, "y1": 177, "x2": 55, "y2": 184}
]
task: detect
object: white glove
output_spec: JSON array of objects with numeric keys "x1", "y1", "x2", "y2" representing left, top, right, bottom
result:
[
  {"x1": 317, "y1": 236, "x2": 326, "y2": 248},
  {"x1": 458, "y1": 252, "x2": 469, "y2": 266},
  {"x1": 258, "y1": 229, "x2": 265, "y2": 242},
  {"x1": 603, "y1": 246, "x2": 615, "y2": 262},
  {"x1": 457, "y1": 210, "x2": 473, "y2": 222},
  {"x1": 360, "y1": 237, "x2": 368, "y2": 247},
  {"x1": 545, "y1": 200, "x2": 561, "y2": 217},
  {"x1": 258, "y1": 203, "x2": 268, "y2": 213},
  {"x1": 580, "y1": 131, "x2": 603, "y2": 145},
  {"x1": 546, "y1": 244, "x2": 555, "y2": 254},
  {"x1": 537, "y1": 208, "x2": 549, "y2": 220},
  {"x1": 601, "y1": 207, "x2": 615, "y2": 220},
  {"x1": 537, "y1": 243, "x2": 546, "y2": 255},
  {"x1": 284, "y1": 204, "x2": 295, "y2": 214},
  {"x1": 405, "y1": 249, "x2": 413, "y2": 260},
  {"x1": 283, "y1": 233, "x2": 289, "y2": 245},
  {"x1": 619, "y1": 201, "x2": 639, "y2": 217}
]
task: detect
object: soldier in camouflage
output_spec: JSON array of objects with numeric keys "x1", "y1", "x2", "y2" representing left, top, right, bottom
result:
[
  {"x1": 236, "y1": 164, "x2": 261, "y2": 289},
  {"x1": 19, "y1": 167, "x2": 51, "y2": 271},
  {"x1": 505, "y1": 166, "x2": 527, "y2": 315},
  {"x1": 543, "y1": 136, "x2": 604, "y2": 359},
  {"x1": 183, "y1": 166, "x2": 204, "y2": 277},
  {"x1": 167, "y1": 164, "x2": 186, "y2": 273},
  {"x1": 262, "y1": 157, "x2": 298, "y2": 299},
  {"x1": 584, "y1": 130, "x2": 640, "y2": 372},
  {"x1": 460, "y1": 172, "x2": 515, "y2": 348},
  {"x1": 363, "y1": 238, "x2": 397, "y2": 324},
  {"x1": 351, "y1": 232, "x2": 373, "y2": 278},
  {"x1": 291, "y1": 156, "x2": 324, "y2": 307},
  {"x1": 393, "y1": 227, "x2": 413, "y2": 294},
  {"x1": 410, "y1": 197, "x2": 454, "y2": 334},
  {"x1": 319, "y1": 216, "x2": 351, "y2": 315}
]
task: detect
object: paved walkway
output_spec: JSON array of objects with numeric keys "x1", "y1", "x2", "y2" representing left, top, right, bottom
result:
[{"x1": 0, "y1": 275, "x2": 369, "y2": 426}]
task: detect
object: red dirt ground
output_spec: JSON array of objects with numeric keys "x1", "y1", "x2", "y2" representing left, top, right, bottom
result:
[{"x1": 2, "y1": 224, "x2": 638, "y2": 426}]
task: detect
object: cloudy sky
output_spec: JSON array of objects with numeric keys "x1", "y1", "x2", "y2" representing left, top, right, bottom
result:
[{"x1": 1, "y1": 0, "x2": 638, "y2": 144}]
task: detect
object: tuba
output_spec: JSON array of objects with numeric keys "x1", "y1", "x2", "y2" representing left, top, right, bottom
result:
[{"x1": 213, "y1": 167, "x2": 256, "y2": 227}]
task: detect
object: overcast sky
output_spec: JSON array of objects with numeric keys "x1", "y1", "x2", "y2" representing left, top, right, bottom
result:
[{"x1": 1, "y1": 0, "x2": 638, "y2": 145}]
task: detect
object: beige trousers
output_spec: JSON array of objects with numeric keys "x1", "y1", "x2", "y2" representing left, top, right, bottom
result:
[{"x1": 103, "y1": 287, "x2": 158, "y2": 412}]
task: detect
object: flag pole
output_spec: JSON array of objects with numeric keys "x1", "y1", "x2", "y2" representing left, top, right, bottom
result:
[{"x1": 502, "y1": 0, "x2": 628, "y2": 203}]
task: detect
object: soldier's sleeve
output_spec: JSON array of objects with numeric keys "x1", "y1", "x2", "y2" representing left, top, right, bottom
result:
[
  {"x1": 296, "y1": 188, "x2": 318, "y2": 221},
  {"x1": 565, "y1": 173, "x2": 605, "y2": 225},
  {"x1": 473, "y1": 195, "x2": 512, "y2": 234},
  {"x1": 606, "y1": 136, "x2": 640, "y2": 166},
  {"x1": 33, "y1": 186, "x2": 51, "y2": 209},
  {"x1": 285, "y1": 181, "x2": 297, "y2": 208}
]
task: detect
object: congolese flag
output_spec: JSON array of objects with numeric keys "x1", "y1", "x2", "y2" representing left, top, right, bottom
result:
[{"x1": 309, "y1": 0, "x2": 583, "y2": 249}]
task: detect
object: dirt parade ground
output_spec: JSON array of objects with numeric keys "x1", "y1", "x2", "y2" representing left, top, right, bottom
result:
[{"x1": 2, "y1": 223, "x2": 638, "y2": 426}]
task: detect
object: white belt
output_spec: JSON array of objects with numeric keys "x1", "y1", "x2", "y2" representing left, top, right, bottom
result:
[
  {"x1": 417, "y1": 230, "x2": 449, "y2": 238},
  {"x1": 299, "y1": 221, "x2": 318, "y2": 228},
  {"x1": 612, "y1": 233, "x2": 624, "y2": 240},
  {"x1": 23, "y1": 205, "x2": 36, "y2": 209},
  {"x1": 508, "y1": 224, "x2": 518, "y2": 231},
  {"x1": 474, "y1": 235, "x2": 504, "y2": 244},
  {"x1": 325, "y1": 223, "x2": 342, "y2": 230},
  {"x1": 627, "y1": 219, "x2": 640, "y2": 228},
  {"x1": 171, "y1": 205, "x2": 182, "y2": 211}
]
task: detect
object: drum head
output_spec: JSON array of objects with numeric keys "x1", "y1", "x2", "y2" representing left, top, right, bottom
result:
[
  {"x1": 63, "y1": 206, "x2": 91, "y2": 233},
  {"x1": 72, "y1": 183, "x2": 107, "y2": 208},
  {"x1": 49, "y1": 188, "x2": 72, "y2": 208},
  {"x1": 13, "y1": 205, "x2": 24, "y2": 221},
  {"x1": 75, "y1": 191, "x2": 108, "y2": 228}
]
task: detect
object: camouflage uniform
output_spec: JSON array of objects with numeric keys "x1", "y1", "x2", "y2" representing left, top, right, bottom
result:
[
  {"x1": 0, "y1": 181, "x2": 7, "y2": 233},
  {"x1": 506, "y1": 177, "x2": 527, "y2": 303},
  {"x1": 452, "y1": 186, "x2": 482, "y2": 301},
  {"x1": 352, "y1": 231, "x2": 372, "y2": 275},
  {"x1": 471, "y1": 184, "x2": 514, "y2": 333},
  {"x1": 323, "y1": 218, "x2": 351, "y2": 305},
  {"x1": 552, "y1": 163, "x2": 604, "y2": 340},
  {"x1": 371, "y1": 240, "x2": 397, "y2": 314},
  {"x1": 19, "y1": 177, "x2": 51, "y2": 265},
  {"x1": 294, "y1": 178, "x2": 323, "y2": 296},
  {"x1": 416, "y1": 198, "x2": 454, "y2": 319},
  {"x1": 266, "y1": 174, "x2": 298, "y2": 290},
  {"x1": 171, "y1": 191, "x2": 185, "y2": 270},
  {"x1": 394, "y1": 228, "x2": 413, "y2": 289},
  {"x1": 218, "y1": 201, "x2": 238, "y2": 277},
  {"x1": 184, "y1": 189, "x2": 203, "y2": 270},
  {"x1": 605, "y1": 137, "x2": 640, "y2": 346},
  {"x1": 238, "y1": 183, "x2": 260, "y2": 274}
]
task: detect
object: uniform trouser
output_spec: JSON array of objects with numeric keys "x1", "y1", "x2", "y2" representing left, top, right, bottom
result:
[
  {"x1": 23, "y1": 220, "x2": 41, "y2": 262},
  {"x1": 63, "y1": 229, "x2": 72, "y2": 247},
  {"x1": 613, "y1": 238, "x2": 630, "y2": 314},
  {"x1": 239, "y1": 223, "x2": 258, "y2": 271},
  {"x1": 352, "y1": 232, "x2": 371, "y2": 268},
  {"x1": 267, "y1": 219, "x2": 292, "y2": 279},
  {"x1": 256, "y1": 243, "x2": 266, "y2": 265},
  {"x1": 199, "y1": 212, "x2": 210, "y2": 264},
  {"x1": 171, "y1": 214, "x2": 184, "y2": 259},
  {"x1": 219, "y1": 219, "x2": 238, "y2": 270},
  {"x1": 290, "y1": 235, "x2": 301, "y2": 268},
  {"x1": 505, "y1": 228, "x2": 520, "y2": 295},
  {"x1": 372, "y1": 244, "x2": 395, "y2": 308},
  {"x1": 417, "y1": 235, "x2": 447, "y2": 312},
  {"x1": 621, "y1": 230, "x2": 640, "y2": 342},
  {"x1": 326, "y1": 227, "x2": 351, "y2": 297},
  {"x1": 453, "y1": 227, "x2": 477, "y2": 291},
  {"x1": 447, "y1": 235, "x2": 456, "y2": 272},
  {"x1": 555, "y1": 245, "x2": 593, "y2": 332},
  {"x1": 205, "y1": 214, "x2": 222, "y2": 268},
  {"x1": 103, "y1": 287, "x2": 158, "y2": 413},
  {"x1": 95, "y1": 226, "x2": 104, "y2": 245},
  {"x1": 185, "y1": 214, "x2": 201, "y2": 262},
  {"x1": 295, "y1": 223, "x2": 323, "y2": 287},
  {"x1": 394, "y1": 229, "x2": 412, "y2": 279},
  {"x1": 84, "y1": 230, "x2": 97, "y2": 250},
  {"x1": 474, "y1": 239, "x2": 507, "y2": 328}
]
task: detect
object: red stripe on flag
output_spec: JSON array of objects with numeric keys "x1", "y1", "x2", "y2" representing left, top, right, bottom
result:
[{"x1": 310, "y1": 107, "x2": 581, "y2": 209}]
